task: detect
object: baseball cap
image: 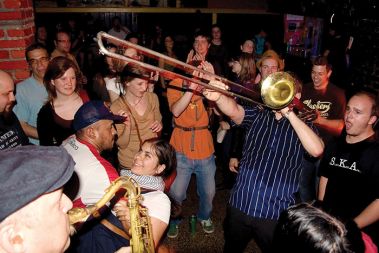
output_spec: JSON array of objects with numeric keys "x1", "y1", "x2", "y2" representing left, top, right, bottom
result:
[
  {"x1": 256, "y1": 49, "x2": 285, "y2": 70},
  {"x1": 73, "y1": 101, "x2": 125, "y2": 131},
  {"x1": 0, "y1": 146, "x2": 75, "y2": 221}
]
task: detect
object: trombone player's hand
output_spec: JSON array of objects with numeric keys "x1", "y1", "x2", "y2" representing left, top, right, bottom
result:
[
  {"x1": 298, "y1": 109, "x2": 319, "y2": 122},
  {"x1": 202, "y1": 80, "x2": 229, "y2": 102}
]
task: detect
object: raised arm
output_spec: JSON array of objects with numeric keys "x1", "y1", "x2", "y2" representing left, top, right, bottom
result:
[
  {"x1": 202, "y1": 80, "x2": 245, "y2": 124},
  {"x1": 282, "y1": 108, "x2": 324, "y2": 157}
]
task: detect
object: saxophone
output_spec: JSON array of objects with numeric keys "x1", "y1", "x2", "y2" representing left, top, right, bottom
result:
[{"x1": 68, "y1": 176, "x2": 155, "y2": 253}]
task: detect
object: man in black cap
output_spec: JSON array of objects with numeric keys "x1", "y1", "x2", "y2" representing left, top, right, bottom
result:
[
  {"x1": 62, "y1": 100, "x2": 129, "y2": 252},
  {"x1": 0, "y1": 145, "x2": 75, "y2": 253},
  {"x1": 0, "y1": 70, "x2": 29, "y2": 150}
]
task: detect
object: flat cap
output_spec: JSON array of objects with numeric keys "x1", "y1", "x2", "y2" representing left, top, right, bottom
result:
[{"x1": 0, "y1": 146, "x2": 75, "y2": 221}]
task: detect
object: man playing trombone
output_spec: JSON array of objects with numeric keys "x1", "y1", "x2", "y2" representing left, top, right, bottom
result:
[{"x1": 202, "y1": 73, "x2": 324, "y2": 253}]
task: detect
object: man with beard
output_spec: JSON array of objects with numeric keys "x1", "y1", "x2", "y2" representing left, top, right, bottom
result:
[
  {"x1": 62, "y1": 100, "x2": 129, "y2": 252},
  {"x1": 318, "y1": 91, "x2": 379, "y2": 247},
  {"x1": 0, "y1": 70, "x2": 28, "y2": 150}
]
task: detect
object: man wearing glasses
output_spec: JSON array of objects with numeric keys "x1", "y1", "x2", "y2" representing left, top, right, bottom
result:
[
  {"x1": 51, "y1": 30, "x2": 87, "y2": 84},
  {"x1": 13, "y1": 43, "x2": 49, "y2": 145}
]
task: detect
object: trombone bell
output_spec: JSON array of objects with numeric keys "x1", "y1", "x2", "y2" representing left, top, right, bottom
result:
[{"x1": 260, "y1": 72, "x2": 296, "y2": 110}]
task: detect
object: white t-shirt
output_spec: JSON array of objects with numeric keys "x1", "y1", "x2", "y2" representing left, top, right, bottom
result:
[
  {"x1": 108, "y1": 27, "x2": 130, "y2": 40},
  {"x1": 105, "y1": 77, "x2": 125, "y2": 96},
  {"x1": 141, "y1": 191, "x2": 171, "y2": 224}
]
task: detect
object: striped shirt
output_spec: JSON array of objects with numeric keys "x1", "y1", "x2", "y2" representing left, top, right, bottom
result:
[{"x1": 229, "y1": 106, "x2": 316, "y2": 220}]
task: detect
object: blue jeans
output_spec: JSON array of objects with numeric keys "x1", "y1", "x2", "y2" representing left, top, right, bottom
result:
[{"x1": 169, "y1": 152, "x2": 216, "y2": 221}]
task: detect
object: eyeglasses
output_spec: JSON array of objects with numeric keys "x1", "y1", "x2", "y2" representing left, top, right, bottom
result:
[
  {"x1": 29, "y1": 57, "x2": 49, "y2": 67},
  {"x1": 261, "y1": 65, "x2": 279, "y2": 71}
]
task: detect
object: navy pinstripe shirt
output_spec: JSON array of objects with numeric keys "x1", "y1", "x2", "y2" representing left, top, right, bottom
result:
[{"x1": 230, "y1": 106, "x2": 316, "y2": 220}]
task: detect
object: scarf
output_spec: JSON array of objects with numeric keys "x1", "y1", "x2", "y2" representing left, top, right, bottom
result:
[{"x1": 120, "y1": 169, "x2": 165, "y2": 192}]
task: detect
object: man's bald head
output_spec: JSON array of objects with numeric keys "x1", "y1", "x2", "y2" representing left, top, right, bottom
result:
[{"x1": 0, "y1": 70, "x2": 16, "y2": 113}]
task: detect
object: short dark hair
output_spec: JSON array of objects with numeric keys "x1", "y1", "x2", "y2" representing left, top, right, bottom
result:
[
  {"x1": 193, "y1": 30, "x2": 211, "y2": 43},
  {"x1": 25, "y1": 43, "x2": 48, "y2": 61},
  {"x1": 55, "y1": 30, "x2": 70, "y2": 41},
  {"x1": 126, "y1": 32, "x2": 139, "y2": 41},
  {"x1": 273, "y1": 203, "x2": 362, "y2": 253},
  {"x1": 211, "y1": 23, "x2": 221, "y2": 30},
  {"x1": 143, "y1": 138, "x2": 177, "y2": 179},
  {"x1": 313, "y1": 56, "x2": 332, "y2": 72},
  {"x1": 43, "y1": 56, "x2": 80, "y2": 100}
]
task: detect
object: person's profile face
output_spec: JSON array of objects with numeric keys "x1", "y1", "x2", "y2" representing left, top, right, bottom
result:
[
  {"x1": 0, "y1": 75, "x2": 15, "y2": 114},
  {"x1": 94, "y1": 119, "x2": 116, "y2": 151},
  {"x1": 344, "y1": 94, "x2": 377, "y2": 137},
  {"x1": 230, "y1": 60, "x2": 242, "y2": 75},
  {"x1": 25, "y1": 188, "x2": 73, "y2": 253}
]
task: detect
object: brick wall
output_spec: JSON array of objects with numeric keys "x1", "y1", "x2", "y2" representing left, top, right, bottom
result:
[{"x1": 0, "y1": 0, "x2": 35, "y2": 83}]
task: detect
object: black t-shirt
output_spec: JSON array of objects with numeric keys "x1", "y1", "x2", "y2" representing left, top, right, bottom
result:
[
  {"x1": 320, "y1": 135, "x2": 379, "y2": 241},
  {"x1": 0, "y1": 111, "x2": 29, "y2": 150},
  {"x1": 301, "y1": 83, "x2": 346, "y2": 143}
]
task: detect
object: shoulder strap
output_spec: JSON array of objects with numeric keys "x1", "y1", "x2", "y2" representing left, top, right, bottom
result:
[{"x1": 120, "y1": 96, "x2": 143, "y2": 147}]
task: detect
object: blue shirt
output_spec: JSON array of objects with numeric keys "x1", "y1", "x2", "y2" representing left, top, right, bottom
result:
[
  {"x1": 13, "y1": 76, "x2": 48, "y2": 145},
  {"x1": 229, "y1": 105, "x2": 316, "y2": 220}
]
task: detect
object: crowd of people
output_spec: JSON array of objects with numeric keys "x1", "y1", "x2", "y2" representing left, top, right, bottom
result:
[{"x1": 0, "y1": 14, "x2": 378, "y2": 253}]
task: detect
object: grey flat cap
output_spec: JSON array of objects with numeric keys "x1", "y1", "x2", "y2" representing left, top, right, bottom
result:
[{"x1": 0, "y1": 146, "x2": 75, "y2": 221}]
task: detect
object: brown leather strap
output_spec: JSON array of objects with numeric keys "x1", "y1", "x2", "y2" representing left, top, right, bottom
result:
[
  {"x1": 100, "y1": 219, "x2": 130, "y2": 240},
  {"x1": 173, "y1": 123, "x2": 209, "y2": 131},
  {"x1": 121, "y1": 96, "x2": 143, "y2": 147},
  {"x1": 174, "y1": 123, "x2": 209, "y2": 151}
]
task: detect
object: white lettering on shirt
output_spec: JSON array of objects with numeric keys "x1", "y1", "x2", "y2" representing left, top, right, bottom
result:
[{"x1": 329, "y1": 157, "x2": 360, "y2": 173}]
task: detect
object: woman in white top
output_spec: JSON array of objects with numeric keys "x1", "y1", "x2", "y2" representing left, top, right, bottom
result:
[{"x1": 114, "y1": 138, "x2": 176, "y2": 251}]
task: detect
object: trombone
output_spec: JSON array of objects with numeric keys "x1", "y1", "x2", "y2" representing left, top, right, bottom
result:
[{"x1": 97, "y1": 31, "x2": 297, "y2": 110}]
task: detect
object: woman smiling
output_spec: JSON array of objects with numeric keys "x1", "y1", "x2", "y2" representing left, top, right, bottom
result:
[{"x1": 37, "y1": 56, "x2": 89, "y2": 146}]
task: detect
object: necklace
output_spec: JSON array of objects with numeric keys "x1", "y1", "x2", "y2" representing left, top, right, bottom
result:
[
  {"x1": 126, "y1": 93, "x2": 144, "y2": 107},
  {"x1": 131, "y1": 97, "x2": 143, "y2": 107}
]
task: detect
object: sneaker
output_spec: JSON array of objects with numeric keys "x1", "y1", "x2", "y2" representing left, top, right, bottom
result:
[
  {"x1": 200, "y1": 218, "x2": 214, "y2": 234},
  {"x1": 167, "y1": 223, "x2": 179, "y2": 238}
]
